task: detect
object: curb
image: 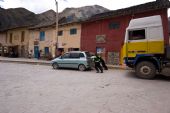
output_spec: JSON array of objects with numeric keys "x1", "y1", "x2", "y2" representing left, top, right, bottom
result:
[
  {"x1": 107, "y1": 65, "x2": 130, "y2": 70},
  {"x1": 0, "y1": 59, "x2": 130, "y2": 70}
]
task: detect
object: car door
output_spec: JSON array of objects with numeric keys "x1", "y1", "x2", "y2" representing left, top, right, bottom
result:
[
  {"x1": 58, "y1": 53, "x2": 70, "y2": 68},
  {"x1": 69, "y1": 53, "x2": 80, "y2": 68}
]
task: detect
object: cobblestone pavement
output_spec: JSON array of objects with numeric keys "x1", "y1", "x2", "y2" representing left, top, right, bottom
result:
[{"x1": 0, "y1": 63, "x2": 170, "y2": 113}]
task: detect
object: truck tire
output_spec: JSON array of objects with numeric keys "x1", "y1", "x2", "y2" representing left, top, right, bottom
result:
[{"x1": 135, "y1": 61, "x2": 156, "y2": 79}]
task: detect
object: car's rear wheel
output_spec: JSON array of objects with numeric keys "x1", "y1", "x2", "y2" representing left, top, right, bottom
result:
[
  {"x1": 78, "y1": 64, "x2": 86, "y2": 71},
  {"x1": 52, "y1": 63, "x2": 59, "y2": 69}
]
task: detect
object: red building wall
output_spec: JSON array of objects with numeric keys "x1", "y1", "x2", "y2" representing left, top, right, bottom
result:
[{"x1": 81, "y1": 9, "x2": 169, "y2": 64}]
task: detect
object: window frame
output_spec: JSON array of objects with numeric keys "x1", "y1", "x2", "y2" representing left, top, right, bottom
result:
[
  {"x1": 70, "y1": 28, "x2": 77, "y2": 35},
  {"x1": 80, "y1": 53, "x2": 85, "y2": 58},
  {"x1": 108, "y1": 22, "x2": 120, "y2": 30},
  {"x1": 39, "y1": 31, "x2": 45, "y2": 41},
  {"x1": 62, "y1": 53, "x2": 70, "y2": 59},
  {"x1": 70, "y1": 53, "x2": 80, "y2": 59},
  {"x1": 58, "y1": 30, "x2": 63, "y2": 36},
  {"x1": 128, "y1": 29, "x2": 146, "y2": 41}
]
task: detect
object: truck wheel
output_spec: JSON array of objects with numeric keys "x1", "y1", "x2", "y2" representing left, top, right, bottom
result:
[
  {"x1": 135, "y1": 61, "x2": 156, "y2": 79},
  {"x1": 52, "y1": 63, "x2": 59, "y2": 69}
]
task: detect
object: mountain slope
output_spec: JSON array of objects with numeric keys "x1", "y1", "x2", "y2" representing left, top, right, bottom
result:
[
  {"x1": 59, "y1": 5, "x2": 109, "y2": 24},
  {"x1": 0, "y1": 7, "x2": 38, "y2": 31},
  {"x1": 0, "y1": 5, "x2": 109, "y2": 31}
]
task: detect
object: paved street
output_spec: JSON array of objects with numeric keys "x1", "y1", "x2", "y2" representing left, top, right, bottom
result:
[{"x1": 0, "y1": 63, "x2": 170, "y2": 113}]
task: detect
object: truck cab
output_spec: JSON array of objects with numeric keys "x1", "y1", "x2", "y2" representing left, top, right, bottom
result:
[{"x1": 123, "y1": 15, "x2": 169, "y2": 79}]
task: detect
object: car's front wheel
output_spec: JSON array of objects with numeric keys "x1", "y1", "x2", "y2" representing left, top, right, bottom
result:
[
  {"x1": 78, "y1": 64, "x2": 86, "y2": 71},
  {"x1": 52, "y1": 63, "x2": 59, "y2": 69}
]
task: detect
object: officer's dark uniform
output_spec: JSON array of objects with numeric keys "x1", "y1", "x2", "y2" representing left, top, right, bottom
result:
[
  {"x1": 99, "y1": 56, "x2": 108, "y2": 70},
  {"x1": 94, "y1": 55, "x2": 103, "y2": 73}
]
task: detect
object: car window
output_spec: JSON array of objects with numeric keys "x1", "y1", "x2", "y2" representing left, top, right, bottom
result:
[
  {"x1": 80, "y1": 53, "x2": 85, "y2": 58},
  {"x1": 62, "y1": 53, "x2": 70, "y2": 59},
  {"x1": 70, "y1": 53, "x2": 80, "y2": 58}
]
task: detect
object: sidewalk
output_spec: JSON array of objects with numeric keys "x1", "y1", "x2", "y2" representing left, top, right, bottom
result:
[
  {"x1": 0, "y1": 56, "x2": 51, "y2": 65},
  {"x1": 0, "y1": 56, "x2": 129, "y2": 70}
]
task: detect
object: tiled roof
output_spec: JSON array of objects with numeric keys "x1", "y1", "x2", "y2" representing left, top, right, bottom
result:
[{"x1": 29, "y1": 21, "x2": 56, "y2": 29}]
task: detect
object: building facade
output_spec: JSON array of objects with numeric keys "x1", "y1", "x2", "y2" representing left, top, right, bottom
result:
[
  {"x1": 28, "y1": 22, "x2": 81, "y2": 59},
  {"x1": 29, "y1": 26, "x2": 56, "y2": 59},
  {"x1": 58, "y1": 23, "x2": 81, "y2": 52},
  {"x1": 0, "y1": 28, "x2": 30, "y2": 57},
  {"x1": 81, "y1": 0, "x2": 170, "y2": 65},
  {"x1": 0, "y1": 32, "x2": 7, "y2": 56}
]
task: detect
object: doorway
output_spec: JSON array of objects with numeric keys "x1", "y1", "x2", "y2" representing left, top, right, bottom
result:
[
  {"x1": 34, "y1": 46, "x2": 39, "y2": 58},
  {"x1": 96, "y1": 47, "x2": 106, "y2": 61},
  {"x1": 21, "y1": 45, "x2": 25, "y2": 57}
]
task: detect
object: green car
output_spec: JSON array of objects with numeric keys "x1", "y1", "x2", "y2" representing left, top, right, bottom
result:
[{"x1": 51, "y1": 51, "x2": 93, "y2": 71}]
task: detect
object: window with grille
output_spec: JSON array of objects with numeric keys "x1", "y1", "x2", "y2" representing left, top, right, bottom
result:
[
  {"x1": 40, "y1": 31, "x2": 45, "y2": 41},
  {"x1": 109, "y1": 22, "x2": 120, "y2": 29},
  {"x1": 70, "y1": 28, "x2": 77, "y2": 35}
]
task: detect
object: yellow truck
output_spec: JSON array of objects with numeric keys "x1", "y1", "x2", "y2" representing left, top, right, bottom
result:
[{"x1": 123, "y1": 15, "x2": 170, "y2": 79}]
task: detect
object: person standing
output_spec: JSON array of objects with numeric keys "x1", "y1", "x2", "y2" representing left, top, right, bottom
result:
[{"x1": 93, "y1": 53, "x2": 103, "y2": 73}]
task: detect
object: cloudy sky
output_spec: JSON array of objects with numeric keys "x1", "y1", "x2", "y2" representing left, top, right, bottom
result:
[{"x1": 0, "y1": 0, "x2": 170, "y2": 15}]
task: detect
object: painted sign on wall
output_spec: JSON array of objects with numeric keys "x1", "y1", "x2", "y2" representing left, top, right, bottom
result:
[{"x1": 96, "y1": 35, "x2": 106, "y2": 43}]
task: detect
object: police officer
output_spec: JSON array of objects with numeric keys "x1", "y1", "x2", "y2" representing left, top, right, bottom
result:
[
  {"x1": 93, "y1": 53, "x2": 103, "y2": 73},
  {"x1": 99, "y1": 56, "x2": 108, "y2": 70}
]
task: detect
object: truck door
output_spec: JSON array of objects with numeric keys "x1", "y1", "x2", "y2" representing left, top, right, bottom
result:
[{"x1": 127, "y1": 29, "x2": 148, "y2": 58}]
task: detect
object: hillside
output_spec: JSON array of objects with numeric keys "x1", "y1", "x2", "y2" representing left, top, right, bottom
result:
[
  {"x1": 59, "y1": 5, "x2": 109, "y2": 23},
  {"x1": 0, "y1": 5, "x2": 109, "y2": 31},
  {"x1": 0, "y1": 7, "x2": 38, "y2": 31},
  {"x1": 33, "y1": 5, "x2": 109, "y2": 28}
]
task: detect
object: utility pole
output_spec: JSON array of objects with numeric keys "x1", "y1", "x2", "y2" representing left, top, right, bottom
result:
[{"x1": 55, "y1": 0, "x2": 59, "y2": 57}]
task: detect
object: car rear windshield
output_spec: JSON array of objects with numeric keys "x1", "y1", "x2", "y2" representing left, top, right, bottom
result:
[{"x1": 85, "y1": 52, "x2": 91, "y2": 57}]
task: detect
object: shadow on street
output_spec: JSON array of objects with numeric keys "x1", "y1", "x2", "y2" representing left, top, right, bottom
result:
[
  {"x1": 125, "y1": 70, "x2": 170, "y2": 82},
  {"x1": 52, "y1": 67, "x2": 93, "y2": 72}
]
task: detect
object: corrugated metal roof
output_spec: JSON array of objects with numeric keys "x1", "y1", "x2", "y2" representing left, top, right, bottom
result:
[{"x1": 87, "y1": 0, "x2": 170, "y2": 22}]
